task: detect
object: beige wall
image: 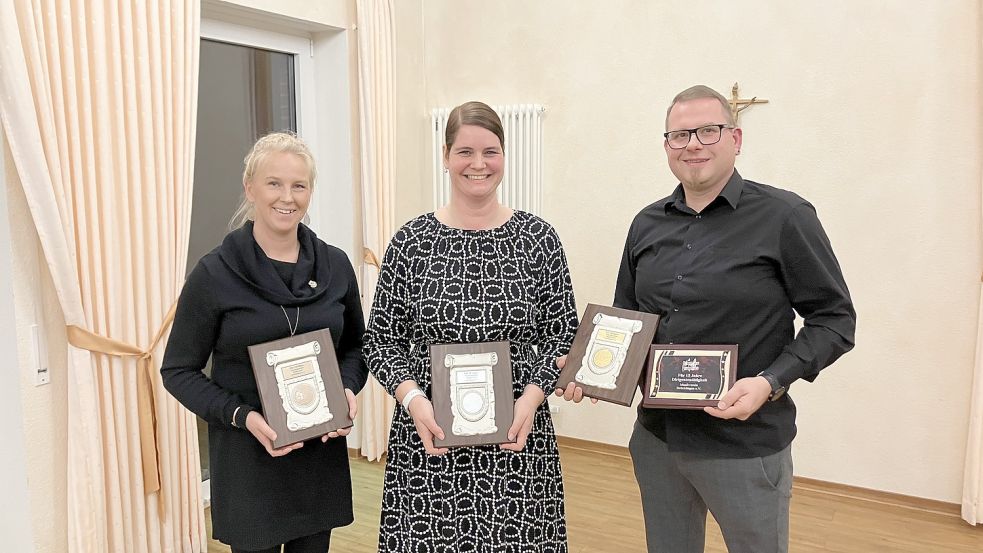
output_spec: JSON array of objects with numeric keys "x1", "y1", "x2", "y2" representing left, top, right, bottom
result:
[
  {"x1": 5, "y1": 146, "x2": 69, "y2": 553},
  {"x1": 392, "y1": 0, "x2": 982, "y2": 504},
  {"x1": 393, "y1": 0, "x2": 429, "y2": 225}
]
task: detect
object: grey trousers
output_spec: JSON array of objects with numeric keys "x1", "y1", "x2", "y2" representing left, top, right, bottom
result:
[{"x1": 628, "y1": 422, "x2": 793, "y2": 553}]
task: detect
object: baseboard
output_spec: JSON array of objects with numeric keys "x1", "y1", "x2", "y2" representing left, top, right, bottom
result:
[
  {"x1": 793, "y1": 476, "x2": 961, "y2": 518},
  {"x1": 555, "y1": 436, "x2": 962, "y2": 518},
  {"x1": 557, "y1": 435, "x2": 631, "y2": 459}
]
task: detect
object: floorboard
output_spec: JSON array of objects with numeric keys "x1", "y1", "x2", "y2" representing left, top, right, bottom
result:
[{"x1": 205, "y1": 444, "x2": 983, "y2": 552}]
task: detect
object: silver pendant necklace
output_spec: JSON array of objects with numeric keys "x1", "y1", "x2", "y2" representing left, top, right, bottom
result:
[{"x1": 280, "y1": 306, "x2": 300, "y2": 336}]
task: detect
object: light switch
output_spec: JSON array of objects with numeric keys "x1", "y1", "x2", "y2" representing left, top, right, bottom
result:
[{"x1": 30, "y1": 324, "x2": 49, "y2": 386}]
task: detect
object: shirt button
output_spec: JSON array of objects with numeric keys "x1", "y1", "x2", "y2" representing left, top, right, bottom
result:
[
  {"x1": 686, "y1": 244, "x2": 692, "y2": 250},
  {"x1": 673, "y1": 307, "x2": 679, "y2": 312},
  {"x1": 696, "y1": 215, "x2": 702, "y2": 219},
  {"x1": 676, "y1": 275, "x2": 683, "y2": 280}
]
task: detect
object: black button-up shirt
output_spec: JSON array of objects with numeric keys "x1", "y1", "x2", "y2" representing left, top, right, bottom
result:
[{"x1": 615, "y1": 170, "x2": 856, "y2": 458}]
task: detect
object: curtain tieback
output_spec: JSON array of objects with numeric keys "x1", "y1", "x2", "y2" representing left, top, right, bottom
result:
[
  {"x1": 363, "y1": 247, "x2": 381, "y2": 269},
  {"x1": 65, "y1": 301, "x2": 178, "y2": 496}
]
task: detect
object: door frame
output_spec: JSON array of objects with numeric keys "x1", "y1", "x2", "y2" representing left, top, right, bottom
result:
[{"x1": 196, "y1": 13, "x2": 357, "y2": 504}]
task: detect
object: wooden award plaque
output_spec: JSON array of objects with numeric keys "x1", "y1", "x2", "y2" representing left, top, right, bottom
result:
[
  {"x1": 429, "y1": 341, "x2": 515, "y2": 448},
  {"x1": 642, "y1": 344, "x2": 738, "y2": 409},
  {"x1": 247, "y1": 328, "x2": 352, "y2": 448},
  {"x1": 555, "y1": 304, "x2": 661, "y2": 406}
]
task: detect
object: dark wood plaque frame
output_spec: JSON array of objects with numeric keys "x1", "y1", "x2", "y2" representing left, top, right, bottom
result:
[
  {"x1": 555, "y1": 304, "x2": 661, "y2": 406},
  {"x1": 642, "y1": 344, "x2": 738, "y2": 409},
  {"x1": 430, "y1": 341, "x2": 515, "y2": 448},
  {"x1": 247, "y1": 328, "x2": 352, "y2": 448}
]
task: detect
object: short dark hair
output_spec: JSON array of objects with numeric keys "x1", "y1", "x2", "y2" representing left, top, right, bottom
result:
[
  {"x1": 665, "y1": 85, "x2": 735, "y2": 129},
  {"x1": 444, "y1": 101, "x2": 505, "y2": 153}
]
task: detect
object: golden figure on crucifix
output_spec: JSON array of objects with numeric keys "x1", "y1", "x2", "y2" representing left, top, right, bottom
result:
[{"x1": 728, "y1": 82, "x2": 768, "y2": 124}]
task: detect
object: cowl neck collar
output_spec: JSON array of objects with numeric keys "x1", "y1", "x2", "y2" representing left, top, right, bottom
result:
[{"x1": 218, "y1": 221, "x2": 331, "y2": 306}]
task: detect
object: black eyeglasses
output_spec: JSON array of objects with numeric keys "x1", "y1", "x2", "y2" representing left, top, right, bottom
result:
[{"x1": 663, "y1": 124, "x2": 735, "y2": 149}]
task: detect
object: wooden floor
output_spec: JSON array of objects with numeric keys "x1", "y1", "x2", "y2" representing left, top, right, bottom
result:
[{"x1": 207, "y1": 442, "x2": 983, "y2": 552}]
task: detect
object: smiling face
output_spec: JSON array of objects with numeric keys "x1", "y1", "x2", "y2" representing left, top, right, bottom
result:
[
  {"x1": 243, "y1": 151, "x2": 312, "y2": 238},
  {"x1": 664, "y1": 97, "x2": 742, "y2": 196},
  {"x1": 443, "y1": 124, "x2": 504, "y2": 202}
]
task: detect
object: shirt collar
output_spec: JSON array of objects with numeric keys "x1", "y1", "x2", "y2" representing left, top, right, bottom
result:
[{"x1": 665, "y1": 169, "x2": 745, "y2": 214}]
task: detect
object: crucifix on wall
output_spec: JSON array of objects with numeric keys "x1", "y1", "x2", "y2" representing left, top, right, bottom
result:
[{"x1": 728, "y1": 82, "x2": 768, "y2": 124}]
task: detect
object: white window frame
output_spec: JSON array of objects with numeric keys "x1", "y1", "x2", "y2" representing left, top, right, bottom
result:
[
  {"x1": 200, "y1": 19, "x2": 314, "y2": 134},
  {"x1": 199, "y1": 17, "x2": 356, "y2": 261}
]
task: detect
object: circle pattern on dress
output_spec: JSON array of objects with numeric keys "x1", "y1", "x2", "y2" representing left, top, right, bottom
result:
[{"x1": 365, "y1": 211, "x2": 578, "y2": 553}]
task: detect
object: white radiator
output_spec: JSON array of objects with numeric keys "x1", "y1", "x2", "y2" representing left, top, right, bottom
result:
[{"x1": 431, "y1": 104, "x2": 545, "y2": 214}]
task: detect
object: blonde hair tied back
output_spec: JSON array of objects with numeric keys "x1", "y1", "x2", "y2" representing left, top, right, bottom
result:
[{"x1": 228, "y1": 131, "x2": 317, "y2": 230}]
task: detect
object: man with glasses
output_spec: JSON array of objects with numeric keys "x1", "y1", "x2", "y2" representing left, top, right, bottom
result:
[{"x1": 563, "y1": 85, "x2": 856, "y2": 552}]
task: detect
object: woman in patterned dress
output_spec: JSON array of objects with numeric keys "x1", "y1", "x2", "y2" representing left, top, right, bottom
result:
[{"x1": 364, "y1": 101, "x2": 578, "y2": 552}]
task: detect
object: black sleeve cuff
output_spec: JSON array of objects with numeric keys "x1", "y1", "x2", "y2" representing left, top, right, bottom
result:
[{"x1": 232, "y1": 405, "x2": 255, "y2": 429}]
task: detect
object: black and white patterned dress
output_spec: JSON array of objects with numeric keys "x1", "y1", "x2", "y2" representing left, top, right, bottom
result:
[{"x1": 364, "y1": 211, "x2": 578, "y2": 553}]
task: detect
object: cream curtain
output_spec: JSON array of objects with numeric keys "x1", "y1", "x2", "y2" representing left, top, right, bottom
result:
[
  {"x1": 353, "y1": 0, "x2": 398, "y2": 461},
  {"x1": 0, "y1": 0, "x2": 205, "y2": 550}
]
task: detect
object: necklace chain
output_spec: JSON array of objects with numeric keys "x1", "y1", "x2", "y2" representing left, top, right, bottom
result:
[{"x1": 280, "y1": 306, "x2": 300, "y2": 336}]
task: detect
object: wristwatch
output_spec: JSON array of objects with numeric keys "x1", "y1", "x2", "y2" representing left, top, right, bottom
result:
[{"x1": 757, "y1": 372, "x2": 786, "y2": 401}]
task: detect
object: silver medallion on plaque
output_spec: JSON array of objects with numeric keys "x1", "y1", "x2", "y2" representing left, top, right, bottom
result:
[
  {"x1": 576, "y1": 313, "x2": 644, "y2": 389},
  {"x1": 444, "y1": 352, "x2": 498, "y2": 436},
  {"x1": 266, "y1": 340, "x2": 333, "y2": 431}
]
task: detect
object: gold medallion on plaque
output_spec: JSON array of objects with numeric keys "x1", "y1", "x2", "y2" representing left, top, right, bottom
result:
[
  {"x1": 576, "y1": 313, "x2": 644, "y2": 390},
  {"x1": 592, "y1": 348, "x2": 614, "y2": 368}
]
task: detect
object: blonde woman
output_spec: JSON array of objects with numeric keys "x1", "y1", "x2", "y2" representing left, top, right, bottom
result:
[{"x1": 162, "y1": 132, "x2": 367, "y2": 553}]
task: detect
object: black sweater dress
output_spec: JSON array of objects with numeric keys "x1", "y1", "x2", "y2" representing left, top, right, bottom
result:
[{"x1": 161, "y1": 221, "x2": 368, "y2": 550}]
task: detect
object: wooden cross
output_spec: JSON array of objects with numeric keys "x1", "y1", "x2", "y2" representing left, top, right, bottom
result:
[{"x1": 728, "y1": 82, "x2": 768, "y2": 124}]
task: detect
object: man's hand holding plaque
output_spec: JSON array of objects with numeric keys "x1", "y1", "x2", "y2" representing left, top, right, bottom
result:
[
  {"x1": 702, "y1": 372, "x2": 772, "y2": 421},
  {"x1": 554, "y1": 356, "x2": 598, "y2": 404}
]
